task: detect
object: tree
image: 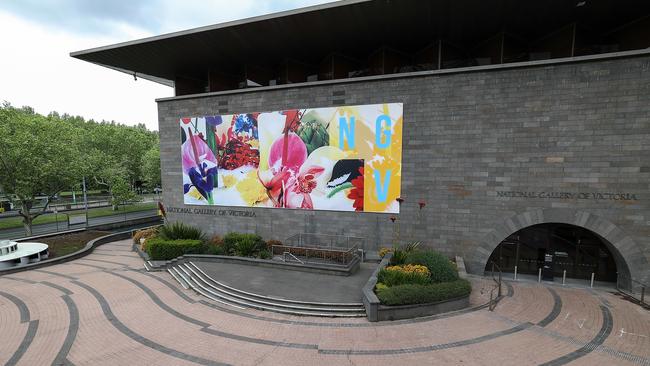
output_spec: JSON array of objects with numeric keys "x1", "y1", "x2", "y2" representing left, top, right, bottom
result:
[
  {"x1": 142, "y1": 143, "x2": 161, "y2": 189},
  {"x1": 110, "y1": 176, "x2": 138, "y2": 209},
  {"x1": 0, "y1": 103, "x2": 83, "y2": 235}
]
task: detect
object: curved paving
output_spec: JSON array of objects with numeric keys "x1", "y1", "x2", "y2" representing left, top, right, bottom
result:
[{"x1": 0, "y1": 239, "x2": 648, "y2": 365}]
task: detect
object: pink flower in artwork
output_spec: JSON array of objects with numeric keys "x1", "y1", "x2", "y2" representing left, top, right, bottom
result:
[
  {"x1": 182, "y1": 135, "x2": 217, "y2": 173},
  {"x1": 284, "y1": 166, "x2": 325, "y2": 209},
  {"x1": 258, "y1": 131, "x2": 323, "y2": 209}
]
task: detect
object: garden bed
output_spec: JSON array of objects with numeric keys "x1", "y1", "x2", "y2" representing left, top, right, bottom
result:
[{"x1": 36, "y1": 230, "x2": 110, "y2": 258}]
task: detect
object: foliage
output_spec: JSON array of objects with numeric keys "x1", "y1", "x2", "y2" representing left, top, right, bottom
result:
[
  {"x1": 234, "y1": 236, "x2": 259, "y2": 257},
  {"x1": 375, "y1": 283, "x2": 389, "y2": 291},
  {"x1": 405, "y1": 250, "x2": 459, "y2": 283},
  {"x1": 258, "y1": 250, "x2": 272, "y2": 259},
  {"x1": 202, "y1": 242, "x2": 225, "y2": 255},
  {"x1": 378, "y1": 265, "x2": 431, "y2": 287},
  {"x1": 0, "y1": 102, "x2": 160, "y2": 235},
  {"x1": 142, "y1": 144, "x2": 161, "y2": 189},
  {"x1": 133, "y1": 227, "x2": 159, "y2": 250},
  {"x1": 223, "y1": 232, "x2": 265, "y2": 256},
  {"x1": 379, "y1": 247, "x2": 392, "y2": 258},
  {"x1": 0, "y1": 103, "x2": 84, "y2": 235},
  {"x1": 158, "y1": 222, "x2": 205, "y2": 241},
  {"x1": 110, "y1": 176, "x2": 138, "y2": 209},
  {"x1": 390, "y1": 242, "x2": 419, "y2": 265},
  {"x1": 376, "y1": 280, "x2": 472, "y2": 306},
  {"x1": 266, "y1": 239, "x2": 283, "y2": 250},
  {"x1": 146, "y1": 238, "x2": 203, "y2": 260}
]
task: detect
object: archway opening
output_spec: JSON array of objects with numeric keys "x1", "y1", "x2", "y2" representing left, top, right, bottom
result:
[{"x1": 485, "y1": 223, "x2": 619, "y2": 282}]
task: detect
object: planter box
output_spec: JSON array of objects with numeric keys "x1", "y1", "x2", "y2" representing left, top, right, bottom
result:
[{"x1": 376, "y1": 294, "x2": 469, "y2": 321}]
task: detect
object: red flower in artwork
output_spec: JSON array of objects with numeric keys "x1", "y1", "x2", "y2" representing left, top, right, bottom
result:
[{"x1": 347, "y1": 167, "x2": 364, "y2": 211}]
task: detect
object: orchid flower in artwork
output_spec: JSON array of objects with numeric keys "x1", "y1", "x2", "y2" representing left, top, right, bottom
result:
[
  {"x1": 182, "y1": 131, "x2": 218, "y2": 204},
  {"x1": 258, "y1": 110, "x2": 324, "y2": 209}
]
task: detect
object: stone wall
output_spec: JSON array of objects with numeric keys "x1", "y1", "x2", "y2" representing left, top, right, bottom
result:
[{"x1": 158, "y1": 55, "x2": 650, "y2": 283}]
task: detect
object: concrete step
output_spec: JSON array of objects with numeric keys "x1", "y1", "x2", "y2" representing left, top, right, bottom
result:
[
  {"x1": 170, "y1": 263, "x2": 366, "y2": 317},
  {"x1": 186, "y1": 262, "x2": 364, "y2": 308}
]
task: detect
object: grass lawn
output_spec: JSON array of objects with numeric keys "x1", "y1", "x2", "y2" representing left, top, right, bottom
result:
[{"x1": 0, "y1": 202, "x2": 158, "y2": 230}]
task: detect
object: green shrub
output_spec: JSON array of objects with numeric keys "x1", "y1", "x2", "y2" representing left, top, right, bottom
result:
[
  {"x1": 158, "y1": 222, "x2": 205, "y2": 241},
  {"x1": 234, "y1": 236, "x2": 259, "y2": 257},
  {"x1": 405, "y1": 250, "x2": 458, "y2": 283},
  {"x1": 258, "y1": 250, "x2": 271, "y2": 259},
  {"x1": 376, "y1": 279, "x2": 471, "y2": 306},
  {"x1": 146, "y1": 238, "x2": 203, "y2": 260},
  {"x1": 223, "y1": 232, "x2": 265, "y2": 256},
  {"x1": 389, "y1": 242, "x2": 420, "y2": 265},
  {"x1": 378, "y1": 267, "x2": 430, "y2": 287}
]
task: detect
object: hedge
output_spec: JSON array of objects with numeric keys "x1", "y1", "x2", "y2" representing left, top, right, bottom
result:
[
  {"x1": 405, "y1": 250, "x2": 459, "y2": 283},
  {"x1": 146, "y1": 238, "x2": 203, "y2": 260},
  {"x1": 377, "y1": 267, "x2": 430, "y2": 287},
  {"x1": 376, "y1": 279, "x2": 472, "y2": 306}
]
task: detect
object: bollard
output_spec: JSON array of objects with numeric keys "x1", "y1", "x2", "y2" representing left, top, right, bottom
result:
[
  {"x1": 562, "y1": 270, "x2": 566, "y2": 285},
  {"x1": 590, "y1": 273, "x2": 595, "y2": 288},
  {"x1": 514, "y1": 265, "x2": 518, "y2": 281},
  {"x1": 538, "y1": 268, "x2": 542, "y2": 283}
]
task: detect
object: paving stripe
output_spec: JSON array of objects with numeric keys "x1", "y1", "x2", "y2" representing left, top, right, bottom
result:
[
  {"x1": 0, "y1": 290, "x2": 39, "y2": 366},
  {"x1": 33, "y1": 269, "x2": 77, "y2": 280},
  {"x1": 71, "y1": 280, "x2": 229, "y2": 366},
  {"x1": 537, "y1": 287, "x2": 562, "y2": 327},
  {"x1": 108, "y1": 270, "x2": 319, "y2": 349},
  {"x1": 78, "y1": 258, "x2": 133, "y2": 266},
  {"x1": 0, "y1": 290, "x2": 31, "y2": 323},
  {"x1": 319, "y1": 322, "x2": 534, "y2": 355},
  {"x1": 1, "y1": 276, "x2": 39, "y2": 284},
  {"x1": 538, "y1": 305, "x2": 613, "y2": 366},
  {"x1": 39, "y1": 282, "x2": 79, "y2": 366}
]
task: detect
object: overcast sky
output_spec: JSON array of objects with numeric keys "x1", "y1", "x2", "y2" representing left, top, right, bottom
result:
[{"x1": 0, "y1": 0, "x2": 335, "y2": 131}]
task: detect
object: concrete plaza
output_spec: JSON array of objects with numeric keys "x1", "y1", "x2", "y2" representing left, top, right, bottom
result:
[{"x1": 0, "y1": 239, "x2": 648, "y2": 365}]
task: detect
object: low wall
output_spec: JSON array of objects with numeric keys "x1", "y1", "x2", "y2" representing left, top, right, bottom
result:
[
  {"x1": 362, "y1": 253, "x2": 392, "y2": 322},
  {"x1": 0, "y1": 230, "x2": 133, "y2": 275},
  {"x1": 376, "y1": 295, "x2": 470, "y2": 321}
]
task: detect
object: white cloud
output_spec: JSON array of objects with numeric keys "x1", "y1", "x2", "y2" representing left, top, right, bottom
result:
[
  {"x1": 0, "y1": 1, "x2": 336, "y2": 131},
  {"x1": 0, "y1": 11, "x2": 171, "y2": 130}
]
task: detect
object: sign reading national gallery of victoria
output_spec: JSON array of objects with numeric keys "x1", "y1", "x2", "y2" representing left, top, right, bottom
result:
[{"x1": 72, "y1": 0, "x2": 650, "y2": 285}]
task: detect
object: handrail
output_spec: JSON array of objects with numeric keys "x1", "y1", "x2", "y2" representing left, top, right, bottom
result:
[
  {"x1": 616, "y1": 273, "x2": 648, "y2": 308},
  {"x1": 283, "y1": 251, "x2": 304, "y2": 264},
  {"x1": 488, "y1": 261, "x2": 503, "y2": 311}
]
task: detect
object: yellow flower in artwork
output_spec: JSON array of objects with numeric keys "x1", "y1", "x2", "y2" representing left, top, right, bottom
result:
[
  {"x1": 236, "y1": 170, "x2": 268, "y2": 206},
  {"x1": 187, "y1": 186, "x2": 205, "y2": 201},
  {"x1": 222, "y1": 175, "x2": 237, "y2": 188}
]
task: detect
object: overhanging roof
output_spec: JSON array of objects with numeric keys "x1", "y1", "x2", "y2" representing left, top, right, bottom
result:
[{"x1": 71, "y1": 0, "x2": 650, "y2": 87}]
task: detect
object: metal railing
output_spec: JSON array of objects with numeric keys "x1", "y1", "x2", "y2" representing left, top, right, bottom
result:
[
  {"x1": 272, "y1": 244, "x2": 359, "y2": 265},
  {"x1": 616, "y1": 273, "x2": 648, "y2": 308},
  {"x1": 285, "y1": 233, "x2": 365, "y2": 251},
  {"x1": 282, "y1": 251, "x2": 304, "y2": 264},
  {"x1": 488, "y1": 261, "x2": 503, "y2": 311}
]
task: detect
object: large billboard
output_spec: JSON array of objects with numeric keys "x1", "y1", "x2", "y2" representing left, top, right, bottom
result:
[{"x1": 180, "y1": 103, "x2": 402, "y2": 213}]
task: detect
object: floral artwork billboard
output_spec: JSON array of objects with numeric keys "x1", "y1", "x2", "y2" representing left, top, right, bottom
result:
[{"x1": 180, "y1": 103, "x2": 402, "y2": 213}]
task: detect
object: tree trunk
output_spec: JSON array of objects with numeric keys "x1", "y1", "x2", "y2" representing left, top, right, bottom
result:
[
  {"x1": 20, "y1": 202, "x2": 34, "y2": 237},
  {"x1": 22, "y1": 216, "x2": 33, "y2": 236}
]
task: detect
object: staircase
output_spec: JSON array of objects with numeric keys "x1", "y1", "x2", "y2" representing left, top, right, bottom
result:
[{"x1": 168, "y1": 261, "x2": 367, "y2": 317}]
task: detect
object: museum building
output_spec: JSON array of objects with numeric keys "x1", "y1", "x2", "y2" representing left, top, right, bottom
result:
[{"x1": 72, "y1": 0, "x2": 650, "y2": 285}]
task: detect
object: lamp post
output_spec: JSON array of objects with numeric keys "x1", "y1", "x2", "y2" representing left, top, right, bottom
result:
[{"x1": 82, "y1": 177, "x2": 89, "y2": 228}]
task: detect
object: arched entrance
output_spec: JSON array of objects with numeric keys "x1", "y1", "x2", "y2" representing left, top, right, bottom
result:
[
  {"x1": 470, "y1": 209, "x2": 647, "y2": 286},
  {"x1": 485, "y1": 223, "x2": 618, "y2": 282}
]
